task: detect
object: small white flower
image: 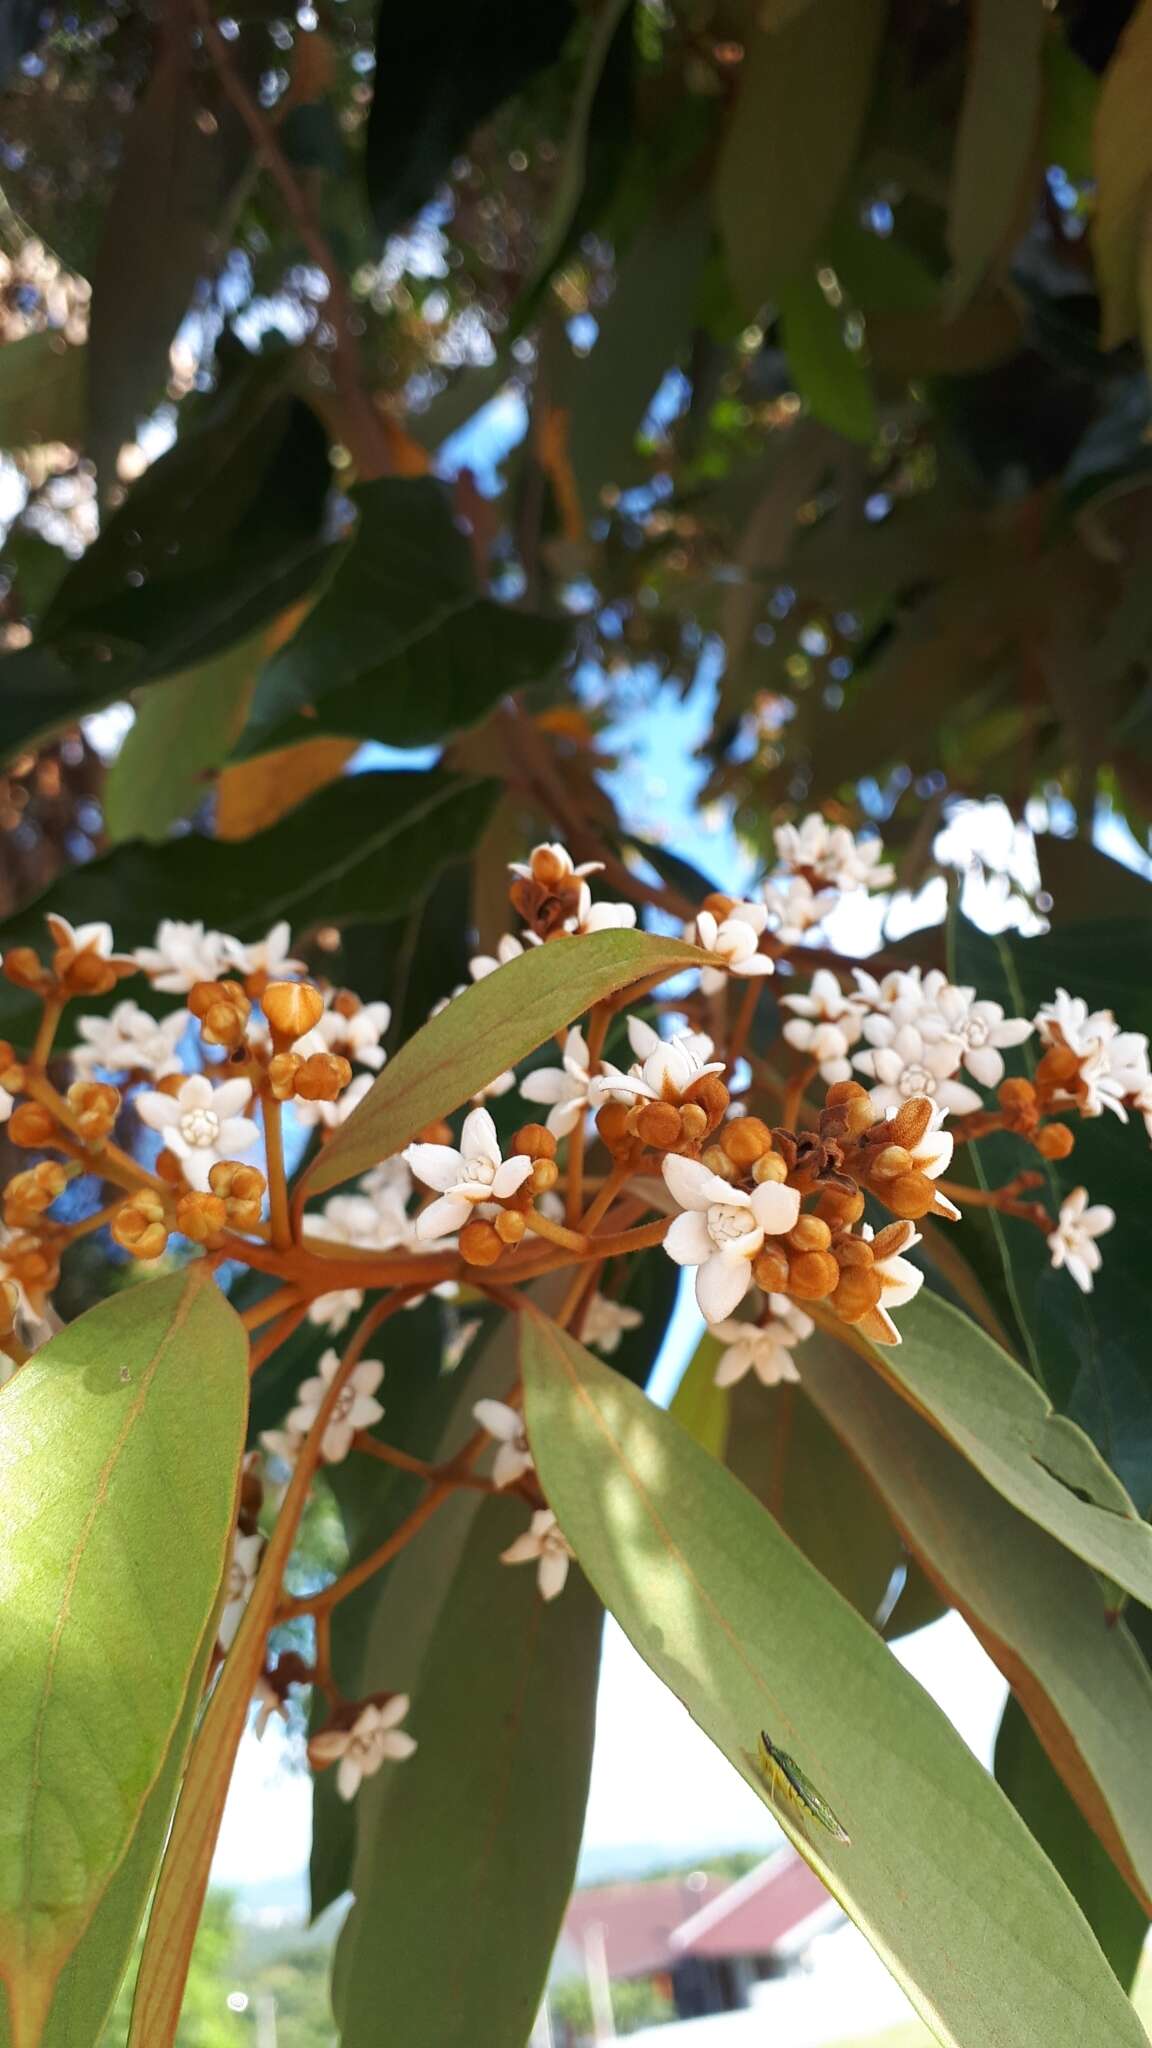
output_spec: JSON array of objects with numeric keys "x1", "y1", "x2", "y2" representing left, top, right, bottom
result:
[
  {"x1": 1032, "y1": 990, "x2": 1141, "y2": 1121},
  {"x1": 774, "y1": 815, "x2": 894, "y2": 892},
  {"x1": 581, "y1": 1292, "x2": 643, "y2": 1355},
  {"x1": 276, "y1": 1348, "x2": 385, "y2": 1465},
  {"x1": 568, "y1": 882, "x2": 637, "y2": 936},
  {"x1": 315, "y1": 1000, "x2": 392, "y2": 1071},
  {"x1": 661, "y1": 1154, "x2": 801, "y2": 1323},
  {"x1": 134, "y1": 919, "x2": 233, "y2": 992},
  {"x1": 692, "y1": 903, "x2": 773, "y2": 996},
  {"x1": 851, "y1": 966, "x2": 929, "y2": 1023},
  {"x1": 222, "y1": 920, "x2": 306, "y2": 982},
  {"x1": 73, "y1": 1000, "x2": 189, "y2": 1079},
  {"x1": 508, "y1": 842, "x2": 603, "y2": 883},
  {"x1": 292, "y1": 1072, "x2": 374, "y2": 1132},
  {"x1": 853, "y1": 1017, "x2": 982, "y2": 1116},
  {"x1": 473, "y1": 1397, "x2": 534, "y2": 1488},
  {"x1": 1047, "y1": 1188, "x2": 1115, "y2": 1295},
  {"x1": 520, "y1": 1027, "x2": 598, "y2": 1138},
  {"x1": 761, "y1": 874, "x2": 840, "y2": 945},
  {"x1": 710, "y1": 1296, "x2": 813, "y2": 1388},
  {"x1": 469, "y1": 934, "x2": 528, "y2": 981},
  {"x1": 781, "y1": 970, "x2": 867, "y2": 1084},
  {"x1": 857, "y1": 1221, "x2": 926, "y2": 1343},
  {"x1": 1034, "y1": 988, "x2": 1114, "y2": 1060},
  {"x1": 472, "y1": 1068, "x2": 517, "y2": 1104},
  {"x1": 218, "y1": 1530, "x2": 263, "y2": 1651},
  {"x1": 500, "y1": 1507, "x2": 573, "y2": 1601},
  {"x1": 307, "y1": 1288, "x2": 365, "y2": 1334},
  {"x1": 917, "y1": 973, "x2": 1032, "y2": 1089},
  {"x1": 46, "y1": 914, "x2": 130, "y2": 964},
  {"x1": 595, "y1": 1018, "x2": 724, "y2": 1106},
  {"x1": 137, "y1": 1073, "x2": 259, "y2": 1191},
  {"x1": 404, "y1": 1106, "x2": 533, "y2": 1238},
  {"x1": 310, "y1": 1696, "x2": 417, "y2": 1801}
]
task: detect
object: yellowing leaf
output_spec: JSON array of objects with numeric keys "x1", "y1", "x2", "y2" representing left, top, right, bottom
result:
[{"x1": 215, "y1": 736, "x2": 358, "y2": 840}]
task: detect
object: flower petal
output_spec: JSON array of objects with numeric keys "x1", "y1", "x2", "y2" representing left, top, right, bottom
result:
[
  {"x1": 663, "y1": 1210, "x2": 714, "y2": 1266},
  {"x1": 696, "y1": 1253, "x2": 752, "y2": 1323},
  {"x1": 416, "y1": 1194, "x2": 471, "y2": 1238},
  {"x1": 662, "y1": 1153, "x2": 731, "y2": 1211},
  {"x1": 212, "y1": 1077, "x2": 254, "y2": 1120},
  {"x1": 404, "y1": 1143, "x2": 465, "y2": 1193},
  {"x1": 460, "y1": 1106, "x2": 501, "y2": 1168},
  {"x1": 491, "y1": 1155, "x2": 534, "y2": 1199},
  {"x1": 749, "y1": 1180, "x2": 802, "y2": 1234}
]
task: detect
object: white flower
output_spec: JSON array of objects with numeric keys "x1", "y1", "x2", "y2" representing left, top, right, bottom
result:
[
  {"x1": 473, "y1": 1397, "x2": 534, "y2": 1488},
  {"x1": 851, "y1": 966, "x2": 929, "y2": 1022},
  {"x1": 1047, "y1": 1188, "x2": 1115, "y2": 1295},
  {"x1": 469, "y1": 934, "x2": 528, "y2": 981},
  {"x1": 595, "y1": 1018, "x2": 724, "y2": 1105},
  {"x1": 761, "y1": 874, "x2": 840, "y2": 946},
  {"x1": 860, "y1": 1221, "x2": 926, "y2": 1343},
  {"x1": 853, "y1": 1018, "x2": 982, "y2": 1116},
  {"x1": 218, "y1": 1530, "x2": 263, "y2": 1651},
  {"x1": 692, "y1": 903, "x2": 773, "y2": 996},
  {"x1": 774, "y1": 815, "x2": 894, "y2": 892},
  {"x1": 581, "y1": 1292, "x2": 643, "y2": 1355},
  {"x1": 1034, "y1": 989, "x2": 1113, "y2": 1060},
  {"x1": 520, "y1": 1027, "x2": 597, "y2": 1138},
  {"x1": 472, "y1": 1068, "x2": 517, "y2": 1104},
  {"x1": 0, "y1": 1086, "x2": 12, "y2": 1126},
  {"x1": 310, "y1": 1696, "x2": 417, "y2": 1801},
  {"x1": 710, "y1": 1296, "x2": 813, "y2": 1388},
  {"x1": 221, "y1": 920, "x2": 306, "y2": 981},
  {"x1": 500, "y1": 1507, "x2": 573, "y2": 1601},
  {"x1": 902, "y1": 1103, "x2": 961, "y2": 1220},
  {"x1": 46, "y1": 914, "x2": 131, "y2": 964},
  {"x1": 568, "y1": 882, "x2": 637, "y2": 935},
  {"x1": 1032, "y1": 990, "x2": 1142, "y2": 1121},
  {"x1": 73, "y1": 1000, "x2": 189, "y2": 1079},
  {"x1": 137, "y1": 1073, "x2": 259, "y2": 1191},
  {"x1": 134, "y1": 919, "x2": 233, "y2": 992},
  {"x1": 292, "y1": 1072, "x2": 374, "y2": 1132},
  {"x1": 315, "y1": 1000, "x2": 391, "y2": 1071},
  {"x1": 278, "y1": 1348, "x2": 385, "y2": 1464},
  {"x1": 307, "y1": 1288, "x2": 365, "y2": 1334},
  {"x1": 916, "y1": 973, "x2": 1032, "y2": 1089},
  {"x1": 508, "y1": 842, "x2": 602, "y2": 883},
  {"x1": 404, "y1": 1106, "x2": 533, "y2": 1238},
  {"x1": 661, "y1": 1154, "x2": 801, "y2": 1322},
  {"x1": 780, "y1": 970, "x2": 867, "y2": 1083}
]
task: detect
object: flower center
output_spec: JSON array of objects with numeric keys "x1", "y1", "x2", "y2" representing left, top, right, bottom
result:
[
  {"x1": 461, "y1": 1158, "x2": 497, "y2": 1190},
  {"x1": 899, "y1": 1066, "x2": 936, "y2": 1097},
  {"x1": 964, "y1": 1017, "x2": 988, "y2": 1046},
  {"x1": 706, "y1": 1201, "x2": 755, "y2": 1247},
  {"x1": 180, "y1": 1107, "x2": 221, "y2": 1146}
]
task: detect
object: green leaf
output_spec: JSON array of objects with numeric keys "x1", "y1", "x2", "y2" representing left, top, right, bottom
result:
[
  {"x1": 840, "y1": 1290, "x2": 1152, "y2": 1607},
  {"x1": 86, "y1": 15, "x2": 255, "y2": 488},
  {"x1": 0, "y1": 770, "x2": 497, "y2": 1045},
  {"x1": 669, "y1": 1331, "x2": 728, "y2": 1456},
  {"x1": 103, "y1": 635, "x2": 259, "y2": 844},
  {"x1": 1093, "y1": 0, "x2": 1152, "y2": 350},
  {"x1": 800, "y1": 1322, "x2": 1152, "y2": 1917},
  {"x1": 0, "y1": 1270, "x2": 247, "y2": 2045},
  {"x1": 0, "y1": 334, "x2": 86, "y2": 451},
  {"x1": 365, "y1": 0, "x2": 573, "y2": 239},
  {"x1": 520, "y1": 1311, "x2": 1148, "y2": 2048},
  {"x1": 234, "y1": 479, "x2": 571, "y2": 759},
  {"x1": 997, "y1": 1696, "x2": 1147, "y2": 1990},
  {"x1": 301, "y1": 930, "x2": 712, "y2": 1197},
  {"x1": 1043, "y1": 34, "x2": 1100, "y2": 185},
  {"x1": 944, "y1": 0, "x2": 1046, "y2": 310},
  {"x1": 777, "y1": 272, "x2": 877, "y2": 443},
  {"x1": 716, "y1": 0, "x2": 887, "y2": 316},
  {"x1": 334, "y1": 1495, "x2": 602, "y2": 2048},
  {"x1": 950, "y1": 910, "x2": 1152, "y2": 1510}
]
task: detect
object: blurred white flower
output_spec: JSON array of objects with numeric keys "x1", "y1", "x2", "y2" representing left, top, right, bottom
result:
[
  {"x1": 853, "y1": 1018, "x2": 982, "y2": 1116},
  {"x1": 568, "y1": 882, "x2": 637, "y2": 935},
  {"x1": 404, "y1": 1107, "x2": 533, "y2": 1237},
  {"x1": 774, "y1": 815, "x2": 894, "y2": 892},
  {"x1": 500, "y1": 1508, "x2": 573, "y2": 1600},
  {"x1": 473, "y1": 1397, "x2": 534, "y2": 1488},
  {"x1": 661, "y1": 1154, "x2": 800, "y2": 1322},
  {"x1": 861, "y1": 1221, "x2": 925, "y2": 1343},
  {"x1": 1047, "y1": 1188, "x2": 1115, "y2": 1294},
  {"x1": 692, "y1": 902, "x2": 773, "y2": 995},
  {"x1": 581, "y1": 1292, "x2": 643, "y2": 1355},
  {"x1": 780, "y1": 970, "x2": 867, "y2": 1083},
  {"x1": 596, "y1": 1018, "x2": 724, "y2": 1105},
  {"x1": 520, "y1": 1026, "x2": 598, "y2": 1137},
  {"x1": 73, "y1": 1000, "x2": 188, "y2": 1079},
  {"x1": 222, "y1": 920, "x2": 305, "y2": 981},
  {"x1": 761, "y1": 874, "x2": 839, "y2": 945},
  {"x1": 218, "y1": 1530, "x2": 263, "y2": 1651},
  {"x1": 917, "y1": 973, "x2": 1032, "y2": 1089},
  {"x1": 134, "y1": 919, "x2": 233, "y2": 992},
  {"x1": 310, "y1": 1696, "x2": 417, "y2": 1800},
  {"x1": 273, "y1": 1348, "x2": 385, "y2": 1465},
  {"x1": 307, "y1": 1288, "x2": 365, "y2": 1334},
  {"x1": 469, "y1": 933, "x2": 528, "y2": 980},
  {"x1": 315, "y1": 999, "x2": 391, "y2": 1071},
  {"x1": 137, "y1": 1073, "x2": 259, "y2": 1191},
  {"x1": 710, "y1": 1297, "x2": 813, "y2": 1388}
]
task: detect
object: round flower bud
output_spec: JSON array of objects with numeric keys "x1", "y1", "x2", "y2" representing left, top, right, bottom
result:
[
  {"x1": 720, "y1": 1116, "x2": 773, "y2": 1167},
  {"x1": 595, "y1": 1101, "x2": 632, "y2": 1153},
  {"x1": 267, "y1": 1052, "x2": 302, "y2": 1101},
  {"x1": 5, "y1": 1163, "x2": 66, "y2": 1226},
  {"x1": 495, "y1": 1208, "x2": 527, "y2": 1245},
  {"x1": 1034, "y1": 1122, "x2": 1075, "y2": 1160},
  {"x1": 677, "y1": 1102, "x2": 709, "y2": 1144},
  {"x1": 9, "y1": 1101, "x2": 58, "y2": 1148},
  {"x1": 830, "y1": 1266, "x2": 883, "y2": 1323},
  {"x1": 824, "y1": 1079, "x2": 870, "y2": 1108},
  {"x1": 112, "y1": 1192, "x2": 169, "y2": 1262},
  {"x1": 633, "y1": 1101, "x2": 683, "y2": 1151},
  {"x1": 66, "y1": 1079, "x2": 120, "y2": 1141},
  {"x1": 511, "y1": 1123, "x2": 557, "y2": 1161},
  {"x1": 787, "y1": 1214, "x2": 832, "y2": 1253},
  {"x1": 175, "y1": 1191, "x2": 228, "y2": 1246},
  {"x1": 459, "y1": 1218, "x2": 504, "y2": 1267},
  {"x1": 786, "y1": 1249, "x2": 840, "y2": 1300},
  {"x1": 868, "y1": 1144, "x2": 912, "y2": 1183},
  {"x1": 751, "y1": 1151, "x2": 789, "y2": 1184},
  {"x1": 58, "y1": 950, "x2": 120, "y2": 998},
  {"x1": 684, "y1": 1075, "x2": 729, "y2": 1127},
  {"x1": 752, "y1": 1245, "x2": 790, "y2": 1292},
  {"x1": 882, "y1": 1171, "x2": 936, "y2": 1220},
  {"x1": 530, "y1": 1157, "x2": 559, "y2": 1193},
  {"x1": 263, "y1": 980, "x2": 325, "y2": 1042},
  {"x1": 832, "y1": 1233, "x2": 874, "y2": 1269},
  {"x1": 4, "y1": 948, "x2": 49, "y2": 992},
  {"x1": 701, "y1": 1145, "x2": 738, "y2": 1182},
  {"x1": 295, "y1": 1052, "x2": 352, "y2": 1102},
  {"x1": 816, "y1": 1184, "x2": 866, "y2": 1226}
]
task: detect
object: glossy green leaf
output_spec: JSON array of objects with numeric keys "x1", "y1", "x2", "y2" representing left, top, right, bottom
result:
[
  {"x1": 996, "y1": 1695, "x2": 1147, "y2": 1990},
  {"x1": 335, "y1": 1494, "x2": 601, "y2": 2048},
  {"x1": 840, "y1": 1290, "x2": 1152, "y2": 1607},
  {"x1": 301, "y1": 929, "x2": 712, "y2": 1196},
  {"x1": 669, "y1": 1330, "x2": 728, "y2": 1456},
  {"x1": 103, "y1": 636, "x2": 258, "y2": 844},
  {"x1": 777, "y1": 272, "x2": 877, "y2": 443},
  {"x1": 0, "y1": 770, "x2": 497, "y2": 1046},
  {"x1": 521, "y1": 1311, "x2": 1147, "y2": 2048},
  {"x1": 945, "y1": 0, "x2": 1045, "y2": 309},
  {"x1": 800, "y1": 1323, "x2": 1152, "y2": 1914},
  {"x1": 716, "y1": 0, "x2": 887, "y2": 315},
  {"x1": 234, "y1": 479, "x2": 571, "y2": 759},
  {"x1": 0, "y1": 334, "x2": 85, "y2": 450},
  {"x1": 0, "y1": 1270, "x2": 247, "y2": 2046}
]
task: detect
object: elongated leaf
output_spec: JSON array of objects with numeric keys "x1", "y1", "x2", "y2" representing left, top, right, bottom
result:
[
  {"x1": 800, "y1": 1324, "x2": 1152, "y2": 1913},
  {"x1": 336, "y1": 1495, "x2": 601, "y2": 2048},
  {"x1": 777, "y1": 271, "x2": 877, "y2": 443},
  {"x1": 995, "y1": 1697, "x2": 1147, "y2": 1989},
  {"x1": 103, "y1": 635, "x2": 259, "y2": 844},
  {"x1": 669, "y1": 1330, "x2": 728, "y2": 1456},
  {"x1": 234, "y1": 479, "x2": 571, "y2": 759},
  {"x1": 716, "y1": 0, "x2": 887, "y2": 316},
  {"x1": 0, "y1": 1270, "x2": 247, "y2": 2046},
  {"x1": 835, "y1": 1290, "x2": 1152, "y2": 1608},
  {"x1": 0, "y1": 334, "x2": 85, "y2": 451},
  {"x1": 945, "y1": 0, "x2": 1045, "y2": 309},
  {"x1": 1094, "y1": 0, "x2": 1152, "y2": 349},
  {"x1": 521, "y1": 1312, "x2": 1147, "y2": 2048},
  {"x1": 0, "y1": 770, "x2": 497, "y2": 1045},
  {"x1": 303, "y1": 930, "x2": 711, "y2": 1196}
]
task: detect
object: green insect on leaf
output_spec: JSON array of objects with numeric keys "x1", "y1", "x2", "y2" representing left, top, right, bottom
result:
[{"x1": 758, "y1": 1731, "x2": 852, "y2": 1845}]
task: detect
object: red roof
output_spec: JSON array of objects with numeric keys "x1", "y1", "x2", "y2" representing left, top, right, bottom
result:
[
  {"x1": 669, "y1": 1851, "x2": 831, "y2": 1960},
  {"x1": 562, "y1": 1876, "x2": 726, "y2": 1980}
]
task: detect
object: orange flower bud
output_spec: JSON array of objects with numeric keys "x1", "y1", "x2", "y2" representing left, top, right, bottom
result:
[
  {"x1": 868, "y1": 1144, "x2": 912, "y2": 1183},
  {"x1": 112, "y1": 1192, "x2": 169, "y2": 1261},
  {"x1": 720, "y1": 1116, "x2": 774, "y2": 1167},
  {"x1": 787, "y1": 1214, "x2": 832, "y2": 1253},
  {"x1": 267, "y1": 1052, "x2": 302, "y2": 1101},
  {"x1": 4, "y1": 1162, "x2": 67, "y2": 1226},
  {"x1": 752, "y1": 1245, "x2": 790, "y2": 1292},
  {"x1": 4, "y1": 948, "x2": 50, "y2": 993},
  {"x1": 830, "y1": 1266, "x2": 883, "y2": 1322},
  {"x1": 295, "y1": 1052, "x2": 352, "y2": 1102},
  {"x1": 816, "y1": 1184, "x2": 865, "y2": 1226},
  {"x1": 684, "y1": 1074, "x2": 730, "y2": 1127},
  {"x1": 881, "y1": 1171, "x2": 936, "y2": 1220},
  {"x1": 751, "y1": 1151, "x2": 790, "y2": 1184},
  {"x1": 175, "y1": 1191, "x2": 228, "y2": 1246},
  {"x1": 832, "y1": 1233, "x2": 874, "y2": 1270},
  {"x1": 677, "y1": 1102, "x2": 709, "y2": 1144},
  {"x1": 459, "y1": 1218, "x2": 504, "y2": 1266},
  {"x1": 596, "y1": 1101, "x2": 632, "y2": 1153},
  {"x1": 824, "y1": 1079, "x2": 870, "y2": 1108},
  {"x1": 495, "y1": 1208, "x2": 527, "y2": 1245},
  {"x1": 66, "y1": 1079, "x2": 120, "y2": 1141},
  {"x1": 786, "y1": 1249, "x2": 840, "y2": 1300},
  {"x1": 889, "y1": 1097, "x2": 934, "y2": 1149},
  {"x1": 511, "y1": 1123, "x2": 557, "y2": 1160},
  {"x1": 9, "y1": 1101, "x2": 58, "y2": 1148},
  {"x1": 1034, "y1": 1122, "x2": 1075, "y2": 1160},
  {"x1": 701, "y1": 1145, "x2": 738, "y2": 1182},
  {"x1": 530, "y1": 1157, "x2": 559, "y2": 1193},
  {"x1": 156, "y1": 1148, "x2": 185, "y2": 1186},
  {"x1": 633, "y1": 1101, "x2": 683, "y2": 1150},
  {"x1": 263, "y1": 980, "x2": 325, "y2": 1042}
]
